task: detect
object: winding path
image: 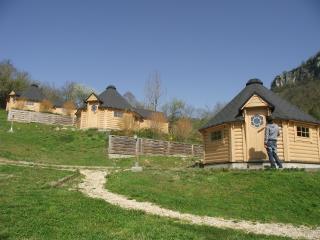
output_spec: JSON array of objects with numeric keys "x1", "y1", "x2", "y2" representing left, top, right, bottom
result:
[{"x1": 78, "y1": 169, "x2": 320, "y2": 240}]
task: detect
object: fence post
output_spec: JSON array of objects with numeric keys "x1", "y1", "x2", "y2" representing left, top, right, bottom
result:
[
  {"x1": 140, "y1": 138, "x2": 144, "y2": 155},
  {"x1": 167, "y1": 141, "x2": 171, "y2": 156},
  {"x1": 109, "y1": 135, "x2": 113, "y2": 153},
  {"x1": 191, "y1": 144, "x2": 194, "y2": 156}
]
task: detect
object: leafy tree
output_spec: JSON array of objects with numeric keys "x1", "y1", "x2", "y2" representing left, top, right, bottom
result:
[
  {"x1": 161, "y1": 98, "x2": 186, "y2": 123},
  {"x1": 61, "y1": 81, "x2": 93, "y2": 107},
  {"x1": 0, "y1": 59, "x2": 31, "y2": 108}
]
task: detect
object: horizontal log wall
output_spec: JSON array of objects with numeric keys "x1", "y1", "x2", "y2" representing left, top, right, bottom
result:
[
  {"x1": 8, "y1": 109, "x2": 74, "y2": 126},
  {"x1": 108, "y1": 135, "x2": 203, "y2": 158}
]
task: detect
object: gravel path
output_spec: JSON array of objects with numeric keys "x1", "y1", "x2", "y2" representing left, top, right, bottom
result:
[
  {"x1": 79, "y1": 169, "x2": 320, "y2": 240},
  {"x1": 0, "y1": 158, "x2": 113, "y2": 171}
]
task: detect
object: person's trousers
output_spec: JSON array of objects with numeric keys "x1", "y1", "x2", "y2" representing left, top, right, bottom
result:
[{"x1": 266, "y1": 140, "x2": 283, "y2": 168}]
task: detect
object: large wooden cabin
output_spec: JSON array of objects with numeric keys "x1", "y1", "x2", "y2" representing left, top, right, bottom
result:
[{"x1": 199, "y1": 79, "x2": 320, "y2": 168}]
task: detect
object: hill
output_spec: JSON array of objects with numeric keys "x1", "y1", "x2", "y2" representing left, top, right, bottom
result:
[{"x1": 271, "y1": 51, "x2": 320, "y2": 119}]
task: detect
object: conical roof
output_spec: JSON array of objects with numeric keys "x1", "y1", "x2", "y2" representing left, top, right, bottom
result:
[
  {"x1": 19, "y1": 84, "x2": 45, "y2": 102},
  {"x1": 200, "y1": 79, "x2": 320, "y2": 130},
  {"x1": 98, "y1": 85, "x2": 133, "y2": 110}
]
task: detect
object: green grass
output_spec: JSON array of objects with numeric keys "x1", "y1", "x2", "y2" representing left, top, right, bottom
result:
[
  {"x1": 107, "y1": 169, "x2": 320, "y2": 227},
  {"x1": 0, "y1": 109, "x2": 194, "y2": 168},
  {"x1": 0, "y1": 165, "x2": 288, "y2": 240}
]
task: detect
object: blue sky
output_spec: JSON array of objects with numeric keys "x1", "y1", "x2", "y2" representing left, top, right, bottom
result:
[{"x1": 1, "y1": 0, "x2": 319, "y2": 109}]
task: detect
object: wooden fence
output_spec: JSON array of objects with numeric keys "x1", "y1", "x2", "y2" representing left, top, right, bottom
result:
[
  {"x1": 8, "y1": 109, "x2": 74, "y2": 126},
  {"x1": 108, "y1": 135, "x2": 204, "y2": 158}
]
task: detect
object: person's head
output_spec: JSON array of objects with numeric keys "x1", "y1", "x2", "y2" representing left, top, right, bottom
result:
[{"x1": 266, "y1": 115, "x2": 274, "y2": 124}]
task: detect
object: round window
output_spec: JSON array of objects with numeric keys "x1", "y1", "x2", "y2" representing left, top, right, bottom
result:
[
  {"x1": 251, "y1": 114, "x2": 264, "y2": 128},
  {"x1": 91, "y1": 104, "x2": 98, "y2": 112}
]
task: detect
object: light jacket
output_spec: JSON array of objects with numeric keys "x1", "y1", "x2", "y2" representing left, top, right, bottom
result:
[{"x1": 264, "y1": 123, "x2": 280, "y2": 144}]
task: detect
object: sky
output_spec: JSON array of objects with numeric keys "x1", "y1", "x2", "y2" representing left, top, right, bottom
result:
[{"x1": 0, "y1": 0, "x2": 320, "y2": 109}]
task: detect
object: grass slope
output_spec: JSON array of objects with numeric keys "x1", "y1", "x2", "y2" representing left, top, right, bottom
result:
[
  {"x1": 107, "y1": 169, "x2": 320, "y2": 226},
  {"x1": 0, "y1": 110, "x2": 111, "y2": 166},
  {"x1": 0, "y1": 110, "x2": 195, "y2": 168},
  {"x1": 0, "y1": 165, "x2": 287, "y2": 240}
]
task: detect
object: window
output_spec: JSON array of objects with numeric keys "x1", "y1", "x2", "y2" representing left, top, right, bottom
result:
[
  {"x1": 251, "y1": 114, "x2": 264, "y2": 128},
  {"x1": 211, "y1": 130, "x2": 222, "y2": 141},
  {"x1": 91, "y1": 104, "x2": 98, "y2": 112},
  {"x1": 25, "y1": 101, "x2": 34, "y2": 106},
  {"x1": 297, "y1": 126, "x2": 310, "y2": 138},
  {"x1": 114, "y1": 111, "x2": 123, "y2": 118}
]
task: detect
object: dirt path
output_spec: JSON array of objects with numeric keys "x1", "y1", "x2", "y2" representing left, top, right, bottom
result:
[
  {"x1": 0, "y1": 158, "x2": 114, "y2": 171},
  {"x1": 79, "y1": 169, "x2": 320, "y2": 240}
]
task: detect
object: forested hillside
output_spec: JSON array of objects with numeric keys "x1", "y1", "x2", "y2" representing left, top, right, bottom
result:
[{"x1": 271, "y1": 51, "x2": 320, "y2": 119}]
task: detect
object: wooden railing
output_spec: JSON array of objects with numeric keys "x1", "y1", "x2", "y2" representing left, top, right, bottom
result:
[
  {"x1": 108, "y1": 135, "x2": 204, "y2": 158},
  {"x1": 8, "y1": 109, "x2": 74, "y2": 126}
]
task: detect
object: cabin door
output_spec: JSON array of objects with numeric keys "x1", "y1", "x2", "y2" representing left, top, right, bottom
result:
[
  {"x1": 245, "y1": 108, "x2": 268, "y2": 161},
  {"x1": 88, "y1": 103, "x2": 99, "y2": 128}
]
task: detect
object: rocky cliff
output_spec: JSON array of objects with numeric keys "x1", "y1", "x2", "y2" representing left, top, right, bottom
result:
[
  {"x1": 271, "y1": 51, "x2": 320, "y2": 89},
  {"x1": 271, "y1": 51, "x2": 320, "y2": 119}
]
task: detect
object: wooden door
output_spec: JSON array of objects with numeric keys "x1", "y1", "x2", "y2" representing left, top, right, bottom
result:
[
  {"x1": 88, "y1": 103, "x2": 99, "y2": 128},
  {"x1": 245, "y1": 108, "x2": 268, "y2": 161}
]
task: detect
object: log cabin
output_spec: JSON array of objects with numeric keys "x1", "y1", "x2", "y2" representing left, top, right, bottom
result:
[
  {"x1": 199, "y1": 79, "x2": 320, "y2": 168},
  {"x1": 75, "y1": 85, "x2": 169, "y2": 133},
  {"x1": 6, "y1": 84, "x2": 76, "y2": 116}
]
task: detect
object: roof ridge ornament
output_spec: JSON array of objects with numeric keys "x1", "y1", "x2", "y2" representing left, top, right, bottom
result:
[
  {"x1": 246, "y1": 79, "x2": 263, "y2": 86},
  {"x1": 106, "y1": 85, "x2": 116, "y2": 90}
]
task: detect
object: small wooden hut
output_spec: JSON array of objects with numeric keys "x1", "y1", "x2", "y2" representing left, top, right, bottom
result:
[
  {"x1": 76, "y1": 85, "x2": 169, "y2": 132},
  {"x1": 6, "y1": 84, "x2": 75, "y2": 116},
  {"x1": 199, "y1": 79, "x2": 320, "y2": 168}
]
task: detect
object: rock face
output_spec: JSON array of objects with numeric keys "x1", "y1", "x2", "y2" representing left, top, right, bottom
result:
[
  {"x1": 271, "y1": 51, "x2": 320, "y2": 120},
  {"x1": 271, "y1": 51, "x2": 320, "y2": 90}
]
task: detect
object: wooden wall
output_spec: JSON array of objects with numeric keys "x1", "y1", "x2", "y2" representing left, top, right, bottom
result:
[
  {"x1": 286, "y1": 121, "x2": 320, "y2": 163},
  {"x1": 203, "y1": 125, "x2": 230, "y2": 164},
  {"x1": 79, "y1": 108, "x2": 138, "y2": 130},
  {"x1": 231, "y1": 123, "x2": 245, "y2": 162},
  {"x1": 202, "y1": 120, "x2": 320, "y2": 164}
]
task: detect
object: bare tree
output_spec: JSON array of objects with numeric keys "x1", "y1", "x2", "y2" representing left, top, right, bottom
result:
[
  {"x1": 149, "y1": 112, "x2": 167, "y2": 133},
  {"x1": 173, "y1": 117, "x2": 193, "y2": 141},
  {"x1": 40, "y1": 99, "x2": 53, "y2": 113},
  {"x1": 144, "y1": 71, "x2": 163, "y2": 111}
]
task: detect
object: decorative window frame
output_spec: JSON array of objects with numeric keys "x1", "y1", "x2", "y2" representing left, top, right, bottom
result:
[
  {"x1": 209, "y1": 128, "x2": 228, "y2": 144},
  {"x1": 294, "y1": 124, "x2": 312, "y2": 143}
]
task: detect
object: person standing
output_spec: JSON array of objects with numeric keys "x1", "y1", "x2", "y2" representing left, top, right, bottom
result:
[{"x1": 264, "y1": 116, "x2": 283, "y2": 168}]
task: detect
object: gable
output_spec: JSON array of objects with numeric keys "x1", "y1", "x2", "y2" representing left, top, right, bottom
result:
[
  {"x1": 241, "y1": 94, "x2": 270, "y2": 109},
  {"x1": 86, "y1": 93, "x2": 99, "y2": 102}
]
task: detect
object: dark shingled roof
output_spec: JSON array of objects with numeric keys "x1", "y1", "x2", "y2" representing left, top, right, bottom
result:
[
  {"x1": 19, "y1": 84, "x2": 46, "y2": 102},
  {"x1": 98, "y1": 85, "x2": 133, "y2": 110},
  {"x1": 200, "y1": 79, "x2": 320, "y2": 130},
  {"x1": 134, "y1": 108, "x2": 167, "y2": 120},
  {"x1": 53, "y1": 99, "x2": 64, "y2": 108},
  {"x1": 82, "y1": 85, "x2": 167, "y2": 119}
]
